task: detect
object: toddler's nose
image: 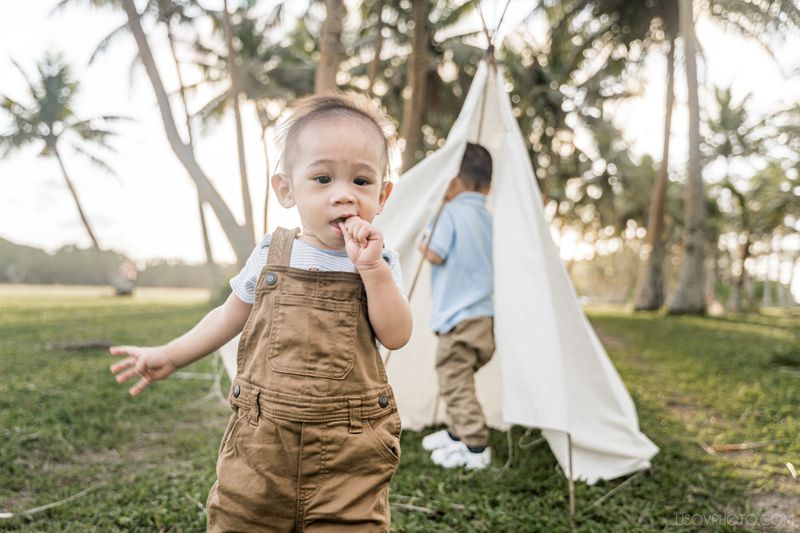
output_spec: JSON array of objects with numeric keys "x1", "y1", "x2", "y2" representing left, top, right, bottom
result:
[{"x1": 330, "y1": 184, "x2": 356, "y2": 205}]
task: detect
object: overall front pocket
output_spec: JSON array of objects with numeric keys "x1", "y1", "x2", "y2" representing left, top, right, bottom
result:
[{"x1": 267, "y1": 294, "x2": 359, "y2": 380}]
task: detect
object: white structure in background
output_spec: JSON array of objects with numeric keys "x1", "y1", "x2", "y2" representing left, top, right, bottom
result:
[{"x1": 220, "y1": 59, "x2": 658, "y2": 485}]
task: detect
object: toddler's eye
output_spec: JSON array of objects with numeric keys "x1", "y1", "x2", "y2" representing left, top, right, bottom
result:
[
  {"x1": 354, "y1": 177, "x2": 371, "y2": 186},
  {"x1": 313, "y1": 175, "x2": 331, "y2": 184}
]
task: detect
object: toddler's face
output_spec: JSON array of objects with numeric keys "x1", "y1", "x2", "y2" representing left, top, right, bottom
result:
[{"x1": 273, "y1": 115, "x2": 390, "y2": 251}]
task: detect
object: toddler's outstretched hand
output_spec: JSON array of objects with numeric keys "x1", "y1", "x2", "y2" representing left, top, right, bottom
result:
[
  {"x1": 109, "y1": 345, "x2": 177, "y2": 396},
  {"x1": 340, "y1": 216, "x2": 384, "y2": 271}
]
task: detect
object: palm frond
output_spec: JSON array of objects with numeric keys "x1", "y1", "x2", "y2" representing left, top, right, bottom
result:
[
  {"x1": 71, "y1": 143, "x2": 118, "y2": 177},
  {"x1": 89, "y1": 20, "x2": 130, "y2": 64},
  {"x1": 10, "y1": 59, "x2": 40, "y2": 103}
]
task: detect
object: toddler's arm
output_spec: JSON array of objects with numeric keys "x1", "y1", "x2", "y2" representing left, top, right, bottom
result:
[
  {"x1": 110, "y1": 293, "x2": 252, "y2": 395},
  {"x1": 418, "y1": 237, "x2": 444, "y2": 265},
  {"x1": 341, "y1": 217, "x2": 412, "y2": 350}
]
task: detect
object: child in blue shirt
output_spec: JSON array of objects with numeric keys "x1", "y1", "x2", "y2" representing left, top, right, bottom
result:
[{"x1": 419, "y1": 143, "x2": 495, "y2": 470}]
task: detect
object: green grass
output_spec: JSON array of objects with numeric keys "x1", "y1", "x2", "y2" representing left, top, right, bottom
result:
[{"x1": 1, "y1": 287, "x2": 797, "y2": 531}]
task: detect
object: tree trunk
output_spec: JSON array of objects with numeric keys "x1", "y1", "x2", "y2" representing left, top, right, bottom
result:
[
  {"x1": 366, "y1": 0, "x2": 386, "y2": 98},
  {"x1": 730, "y1": 235, "x2": 750, "y2": 312},
  {"x1": 196, "y1": 191, "x2": 217, "y2": 286},
  {"x1": 400, "y1": 0, "x2": 430, "y2": 172},
  {"x1": 53, "y1": 146, "x2": 101, "y2": 249},
  {"x1": 255, "y1": 102, "x2": 271, "y2": 235},
  {"x1": 223, "y1": 0, "x2": 255, "y2": 244},
  {"x1": 668, "y1": 0, "x2": 706, "y2": 315},
  {"x1": 166, "y1": 22, "x2": 215, "y2": 268},
  {"x1": 121, "y1": 0, "x2": 253, "y2": 266},
  {"x1": 634, "y1": 36, "x2": 675, "y2": 311},
  {"x1": 315, "y1": 0, "x2": 344, "y2": 94}
]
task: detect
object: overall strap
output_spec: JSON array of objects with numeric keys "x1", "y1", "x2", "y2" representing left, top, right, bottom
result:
[{"x1": 266, "y1": 227, "x2": 300, "y2": 267}]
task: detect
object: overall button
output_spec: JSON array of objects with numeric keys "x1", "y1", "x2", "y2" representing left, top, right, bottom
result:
[
  {"x1": 378, "y1": 394, "x2": 389, "y2": 408},
  {"x1": 232, "y1": 384, "x2": 241, "y2": 398},
  {"x1": 265, "y1": 272, "x2": 278, "y2": 285}
]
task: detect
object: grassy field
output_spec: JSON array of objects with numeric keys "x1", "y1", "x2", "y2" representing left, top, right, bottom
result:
[{"x1": 1, "y1": 286, "x2": 798, "y2": 531}]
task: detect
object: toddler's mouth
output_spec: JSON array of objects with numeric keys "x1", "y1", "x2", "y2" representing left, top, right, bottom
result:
[{"x1": 330, "y1": 215, "x2": 356, "y2": 236}]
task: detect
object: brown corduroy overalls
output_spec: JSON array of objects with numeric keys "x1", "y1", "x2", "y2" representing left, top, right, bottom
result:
[{"x1": 206, "y1": 228, "x2": 401, "y2": 532}]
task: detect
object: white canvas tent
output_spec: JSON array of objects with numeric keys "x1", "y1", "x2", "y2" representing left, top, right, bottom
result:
[{"x1": 219, "y1": 58, "x2": 658, "y2": 486}]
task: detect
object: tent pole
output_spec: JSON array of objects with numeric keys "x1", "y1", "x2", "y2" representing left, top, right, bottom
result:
[
  {"x1": 568, "y1": 433, "x2": 576, "y2": 516},
  {"x1": 383, "y1": 199, "x2": 447, "y2": 368}
]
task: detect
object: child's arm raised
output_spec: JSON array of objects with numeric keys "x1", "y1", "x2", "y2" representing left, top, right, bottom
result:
[
  {"x1": 341, "y1": 216, "x2": 412, "y2": 350},
  {"x1": 418, "y1": 238, "x2": 445, "y2": 265},
  {"x1": 110, "y1": 293, "x2": 252, "y2": 395}
]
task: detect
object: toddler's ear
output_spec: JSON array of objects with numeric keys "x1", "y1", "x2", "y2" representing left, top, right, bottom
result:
[
  {"x1": 377, "y1": 181, "x2": 394, "y2": 214},
  {"x1": 272, "y1": 173, "x2": 295, "y2": 208}
]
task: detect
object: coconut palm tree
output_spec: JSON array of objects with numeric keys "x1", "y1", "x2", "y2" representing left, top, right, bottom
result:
[
  {"x1": 190, "y1": 2, "x2": 315, "y2": 233},
  {"x1": 667, "y1": 0, "x2": 706, "y2": 314},
  {"x1": 667, "y1": 0, "x2": 800, "y2": 313},
  {"x1": 399, "y1": 0, "x2": 430, "y2": 171},
  {"x1": 53, "y1": 0, "x2": 256, "y2": 266},
  {"x1": 316, "y1": 0, "x2": 345, "y2": 93},
  {"x1": 221, "y1": 0, "x2": 255, "y2": 242},
  {"x1": 55, "y1": 0, "x2": 220, "y2": 269},
  {"x1": 0, "y1": 53, "x2": 126, "y2": 250},
  {"x1": 501, "y1": 0, "x2": 651, "y2": 216}
]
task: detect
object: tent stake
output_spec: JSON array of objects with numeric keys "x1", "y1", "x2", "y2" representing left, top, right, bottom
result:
[{"x1": 568, "y1": 433, "x2": 576, "y2": 516}]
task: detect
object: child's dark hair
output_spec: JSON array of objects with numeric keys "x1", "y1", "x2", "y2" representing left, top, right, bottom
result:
[
  {"x1": 276, "y1": 92, "x2": 396, "y2": 181},
  {"x1": 459, "y1": 143, "x2": 492, "y2": 191}
]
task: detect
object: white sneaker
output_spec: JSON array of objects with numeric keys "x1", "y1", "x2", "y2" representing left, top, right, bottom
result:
[
  {"x1": 431, "y1": 442, "x2": 491, "y2": 470},
  {"x1": 421, "y1": 429, "x2": 459, "y2": 451}
]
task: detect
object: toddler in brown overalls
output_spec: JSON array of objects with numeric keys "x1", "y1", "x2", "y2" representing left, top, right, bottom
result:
[{"x1": 109, "y1": 94, "x2": 412, "y2": 531}]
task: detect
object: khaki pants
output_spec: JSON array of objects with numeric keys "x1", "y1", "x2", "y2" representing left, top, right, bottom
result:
[{"x1": 435, "y1": 316, "x2": 495, "y2": 448}]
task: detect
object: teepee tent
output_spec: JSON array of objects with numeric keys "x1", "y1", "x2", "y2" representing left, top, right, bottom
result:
[
  {"x1": 218, "y1": 56, "x2": 657, "y2": 487},
  {"x1": 375, "y1": 57, "x2": 658, "y2": 485}
]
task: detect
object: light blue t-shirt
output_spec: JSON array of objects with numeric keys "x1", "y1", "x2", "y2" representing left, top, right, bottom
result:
[{"x1": 427, "y1": 192, "x2": 493, "y2": 334}]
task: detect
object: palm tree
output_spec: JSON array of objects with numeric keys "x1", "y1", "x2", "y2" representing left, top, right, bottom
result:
[
  {"x1": 222, "y1": 0, "x2": 255, "y2": 242},
  {"x1": 55, "y1": 0, "x2": 220, "y2": 270},
  {"x1": 399, "y1": 0, "x2": 430, "y2": 171},
  {"x1": 667, "y1": 0, "x2": 706, "y2": 314},
  {"x1": 190, "y1": 3, "x2": 314, "y2": 233},
  {"x1": 501, "y1": 1, "x2": 651, "y2": 216},
  {"x1": 396, "y1": 0, "x2": 483, "y2": 172},
  {"x1": 634, "y1": 34, "x2": 676, "y2": 310},
  {"x1": 702, "y1": 86, "x2": 766, "y2": 311},
  {"x1": 667, "y1": 0, "x2": 800, "y2": 313},
  {"x1": 315, "y1": 0, "x2": 345, "y2": 93},
  {"x1": 53, "y1": 0, "x2": 256, "y2": 266},
  {"x1": 365, "y1": 0, "x2": 386, "y2": 98},
  {"x1": 0, "y1": 53, "x2": 125, "y2": 250}
]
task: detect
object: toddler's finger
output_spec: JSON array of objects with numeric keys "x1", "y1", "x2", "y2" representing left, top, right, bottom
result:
[
  {"x1": 339, "y1": 222, "x2": 351, "y2": 241},
  {"x1": 115, "y1": 367, "x2": 138, "y2": 384},
  {"x1": 129, "y1": 377, "x2": 150, "y2": 396},
  {"x1": 110, "y1": 346, "x2": 137, "y2": 357},
  {"x1": 357, "y1": 224, "x2": 371, "y2": 247},
  {"x1": 110, "y1": 357, "x2": 135, "y2": 374}
]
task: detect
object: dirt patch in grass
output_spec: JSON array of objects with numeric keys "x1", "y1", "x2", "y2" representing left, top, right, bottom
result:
[
  {"x1": 595, "y1": 325, "x2": 799, "y2": 531},
  {"x1": 749, "y1": 489, "x2": 799, "y2": 532}
]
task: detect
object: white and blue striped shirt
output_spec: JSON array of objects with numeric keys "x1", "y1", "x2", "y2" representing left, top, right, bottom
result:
[{"x1": 230, "y1": 233, "x2": 405, "y2": 304}]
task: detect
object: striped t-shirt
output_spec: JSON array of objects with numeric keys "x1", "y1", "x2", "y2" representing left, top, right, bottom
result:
[{"x1": 230, "y1": 233, "x2": 405, "y2": 304}]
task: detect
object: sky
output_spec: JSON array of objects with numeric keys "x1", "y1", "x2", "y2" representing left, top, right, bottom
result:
[{"x1": 0, "y1": 1, "x2": 798, "y2": 294}]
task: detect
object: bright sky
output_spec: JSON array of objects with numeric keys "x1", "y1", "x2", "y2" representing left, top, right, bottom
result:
[{"x1": 0, "y1": 1, "x2": 798, "y2": 294}]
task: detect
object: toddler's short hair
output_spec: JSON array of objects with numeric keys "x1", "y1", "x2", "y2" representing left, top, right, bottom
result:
[
  {"x1": 459, "y1": 143, "x2": 493, "y2": 191},
  {"x1": 276, "y1": 93, "x2": 396, "y2": 181}
]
